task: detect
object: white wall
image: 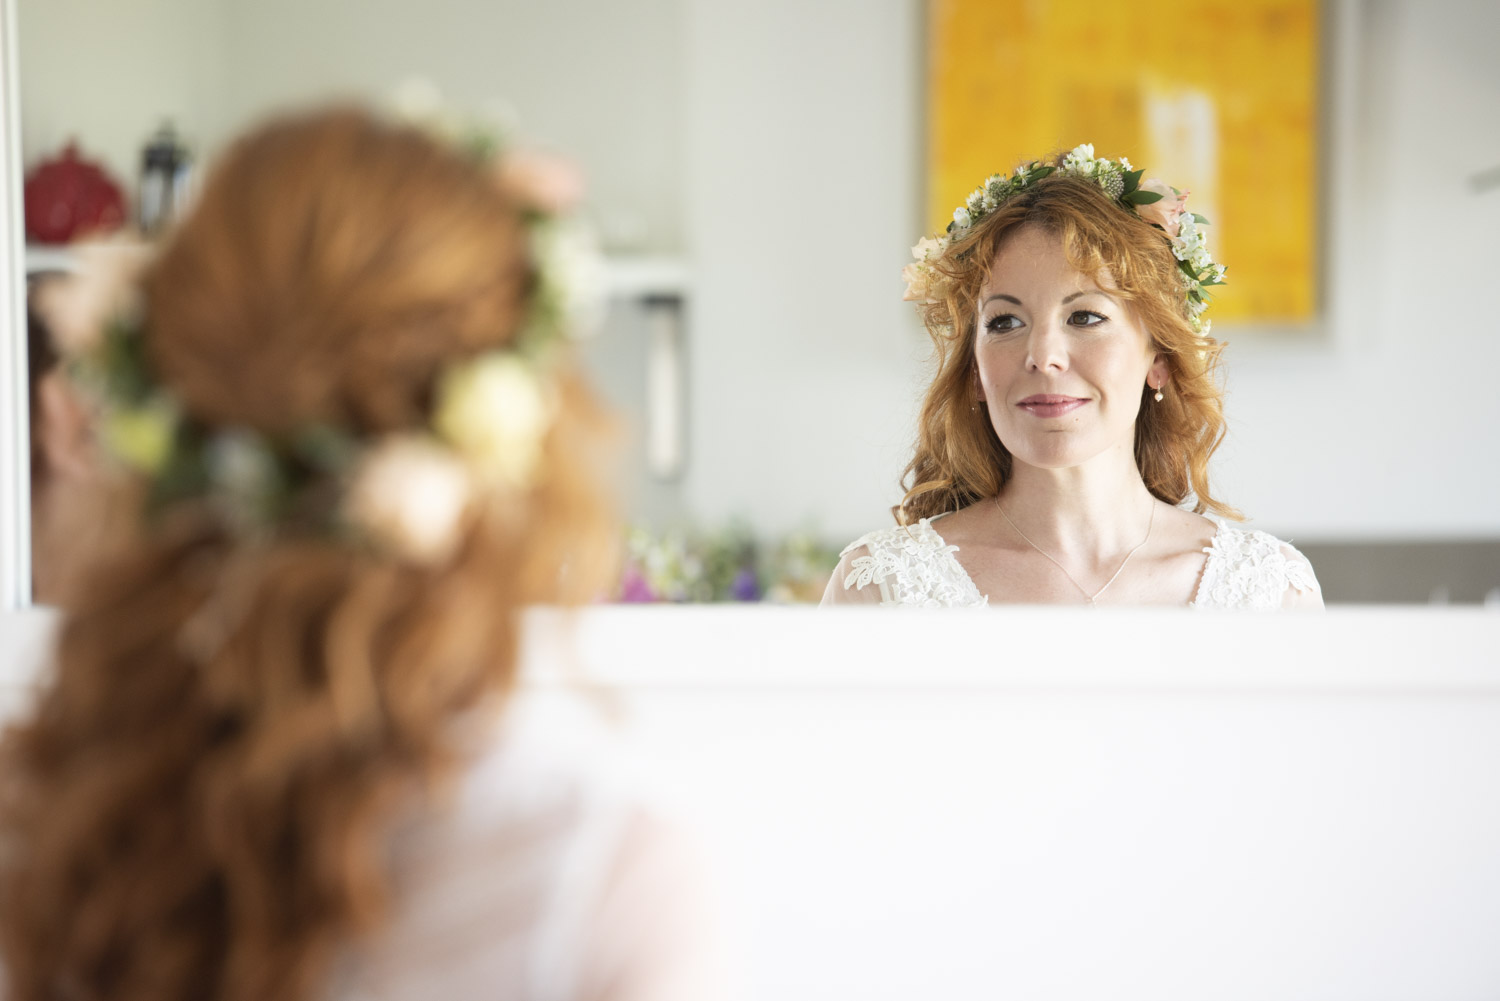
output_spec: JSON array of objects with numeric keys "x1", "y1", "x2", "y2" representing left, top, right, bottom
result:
[
  {"x1": 14, "y1": 0, "x2": 1500, "y2": 543},
  {"x1": 681, "y1": 0, "x2": 930, "y2": 539},
  {"x1": 18, "y1": 0, "x2": 684, "y2": 253},
  {"x1": 16, "y1": 0, "x2": 229, "y2": 186},
  {"x1": 216, "y1": 0, "x2": 685, "y2": 254}
]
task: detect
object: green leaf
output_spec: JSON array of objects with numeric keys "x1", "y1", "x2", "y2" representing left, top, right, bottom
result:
[
  {"x1": 1122, "y1": 168, "x2": 1144, "y2": 194},
  {"x1": 1124, "y1": 190, "x2": 1164, "y2": 205},
  {"x1": 1029, "y1": 166, "x2": 1055, "y2": 180},
  {"x1": 1192, "y1": 213, "x2": 1209, "y2": 225}
]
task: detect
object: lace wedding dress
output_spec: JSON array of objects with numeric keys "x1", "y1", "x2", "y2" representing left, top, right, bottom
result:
[{"x1": 824, "y1": 514, "x2": 1320, "y2": 609}]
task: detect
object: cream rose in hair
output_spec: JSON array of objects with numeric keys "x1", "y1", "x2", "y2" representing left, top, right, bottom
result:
[
  {"x1": 1134, "y1": 179, "x2": 1189, "y2": 238},
  {"x1": 345, "y1": 435, "x2": 474, "y2": 563},
  {"x1": 434, "y1": 354, "x2": 555, "y2": 488},
  {"x1": 902, "y1": 236, "x2": 949, "y2": 302},
  {"x1": 499, "y1": 149, "x2": 586, "y2": 215}
]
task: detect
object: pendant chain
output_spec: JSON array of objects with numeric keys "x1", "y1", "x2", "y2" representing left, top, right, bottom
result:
[{"x1": 994, "y1": 496, "x2": 1156, "y2": 606}]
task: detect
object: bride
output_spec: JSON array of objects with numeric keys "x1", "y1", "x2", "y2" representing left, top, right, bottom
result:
[{"x1": 824, "y1": 145, "x2": 1321, "y2": 610}]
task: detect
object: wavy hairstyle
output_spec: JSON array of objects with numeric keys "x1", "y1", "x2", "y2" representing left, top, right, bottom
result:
[
  {"x1": 898, "y1": 164, "x2": 1237, "y2": 524},
  {"x1": 0, "y1": 108, "x2": 613, "y2": 1001}
]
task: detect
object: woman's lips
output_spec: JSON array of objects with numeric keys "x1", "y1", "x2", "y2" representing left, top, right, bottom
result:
[{"x1": 1016, "y1": 394, "x2": 1088, "y2": 418}]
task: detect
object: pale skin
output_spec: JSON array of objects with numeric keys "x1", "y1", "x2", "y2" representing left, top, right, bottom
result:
[{"x1": 927, "y1": 225, "x2": 1322, "y2": 608}]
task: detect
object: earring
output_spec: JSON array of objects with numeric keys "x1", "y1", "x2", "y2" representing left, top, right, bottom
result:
[{"x1": 1154, "y1": 386, "x2": 1164, "y2": 403}]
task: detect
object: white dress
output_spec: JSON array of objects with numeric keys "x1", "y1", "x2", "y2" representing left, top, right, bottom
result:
[
  {"x1": 824, "y1": 514, "x2": 1321, "y2": 609},
  {"x1": 329, "y1": 695, "x2": 722, "y2": 1001}
]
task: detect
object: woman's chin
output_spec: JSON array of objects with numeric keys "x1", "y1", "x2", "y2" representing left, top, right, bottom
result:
[{"x1": 1000, "y1": 438, "x2": 1110, "y2": 473}]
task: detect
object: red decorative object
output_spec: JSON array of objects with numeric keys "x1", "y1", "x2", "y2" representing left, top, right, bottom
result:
[{"x1": 23, "y1": 142, "x2": 128, "y2": 244}]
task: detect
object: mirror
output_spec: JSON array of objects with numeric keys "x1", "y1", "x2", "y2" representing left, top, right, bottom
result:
[{"x1": 9, "y1": 0, "x2": 1500, "y2": 605}]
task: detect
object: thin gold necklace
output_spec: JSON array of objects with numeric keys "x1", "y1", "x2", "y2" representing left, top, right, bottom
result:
[{"x1": 994, "y1": 495, "x2": 1156, "y2": 606}]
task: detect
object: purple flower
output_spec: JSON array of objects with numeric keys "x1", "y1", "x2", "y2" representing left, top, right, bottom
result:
[
  {"x1": 619, "y1": 565, "x2": 658, "y2": 603},
  {"x1": 730, "y1": 567, "x2": 761, "y2": 602}
]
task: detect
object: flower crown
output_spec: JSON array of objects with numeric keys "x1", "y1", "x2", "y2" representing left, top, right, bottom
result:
[
  {"x1": 50, "y1": 106, "x2": 603, "y2": 565},
  {"x1": 903, "y1": 144, "x2": 1225, "y2": 333}
]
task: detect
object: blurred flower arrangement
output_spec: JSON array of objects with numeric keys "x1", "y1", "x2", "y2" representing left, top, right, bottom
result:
[{"x1": 617, "y1": 524, "x2": 841, "y2": 604}]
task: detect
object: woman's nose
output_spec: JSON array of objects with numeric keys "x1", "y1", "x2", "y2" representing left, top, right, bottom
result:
[{"x1": 1024, "y1": 317, "x2": 1069, "y2": 372}]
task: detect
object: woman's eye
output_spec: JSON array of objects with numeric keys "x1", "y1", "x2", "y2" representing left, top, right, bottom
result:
[
  {"x1": 1069, "y1": 310, "x2": 1107, "y2": 327},
  {"x1": 984, "y1": 313, "x2": 1022, "y2": 333}
]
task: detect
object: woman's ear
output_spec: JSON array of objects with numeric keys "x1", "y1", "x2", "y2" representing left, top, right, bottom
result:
[
  {"x1": 36, "y1": 372, "x2": 96, "y2": 482},
  {"x1": 1147, "y1": 353, "x2": 1170, "y2": 392}
]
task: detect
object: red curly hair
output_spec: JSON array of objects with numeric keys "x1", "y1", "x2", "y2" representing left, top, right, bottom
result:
[
  {"x1": 0, "y1": 108, "x2": 613, "y2": 1001},
  {"x1": 898, "y1": 164, "x2": 1238, "y2": 524}
]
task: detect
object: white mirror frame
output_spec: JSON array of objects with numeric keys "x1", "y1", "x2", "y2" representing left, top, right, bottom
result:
[{"x1": 0, "y1": 0, "x2": 31, "y2": 612}]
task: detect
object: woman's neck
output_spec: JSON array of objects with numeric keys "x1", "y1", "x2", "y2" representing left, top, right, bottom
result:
[{"x1": 995, "y1": 452, "x2": 1156, "y2": 562}]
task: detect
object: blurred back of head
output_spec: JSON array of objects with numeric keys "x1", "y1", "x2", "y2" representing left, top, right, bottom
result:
[
  {"x1": 0, "y1": 106, "x2": 613, "y2": 1001},
  {"x1": 148, "y1": 108, "x2": 526, "y2": 432}
]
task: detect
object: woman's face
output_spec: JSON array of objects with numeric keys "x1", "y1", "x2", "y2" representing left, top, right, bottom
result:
[{"x1": 973, "y1": 225, "x2": 1165, "y2": 473}]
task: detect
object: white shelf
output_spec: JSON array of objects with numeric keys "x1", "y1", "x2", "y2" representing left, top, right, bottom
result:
[
  {"x1": 604, "y1": 254, "x2": 688, "y2": 299},
  {"x1": 23, "y1": 244, "x2": 79, "y2": 275},
  {"x1": 28, "y1": 246, "x2": 690, "y2": 300}
]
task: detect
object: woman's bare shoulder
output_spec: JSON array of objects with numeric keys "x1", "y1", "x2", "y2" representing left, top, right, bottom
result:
[
  {"x1": 920, "y1": 502, "x2": 990, "y2": 546},
  {"x1": 1158, "y1": 505, "x2": 1219, "y2": 552}
]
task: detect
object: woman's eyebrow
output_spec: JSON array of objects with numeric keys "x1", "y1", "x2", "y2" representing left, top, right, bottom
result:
[
  {"x1": 1062, "y1": 289, "x2": 1117, "y2": 304},
  {"x1": 981, "y1": 293, "x2": 1023, "y2": 307}
]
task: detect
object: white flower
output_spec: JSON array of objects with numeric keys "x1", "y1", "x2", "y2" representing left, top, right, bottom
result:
[
  {"x1": 901, "y1": 262, "x2": 926, "y2": 301},
  {"x1": 531, "y1": 217, "x2": 605, "y2": 340},
  {"x1": 1063, "y1": 143, "x2": 1095, "y2": 170},
  {"x1": 390, "y1": 77, "x2": 445, "y2": 123},
  {"x1": 434, "y1": 353, "x2": 555, "y2": 488},
  {"x1": 1171, "y1": 217, "x2": 1204, "y2": 262},
  {"x1": 345, "y1": 436, "x2": 474, "y2": 563},
  {"x1": 388, "y1": 78, "x2": 468, "y2": 143},
  {"x1": 981, "y1": 193, "x2": 998, "y2": 212},
  {"x1": 966, "y1": 189, "x2": 984, "y2": 213},
  {"x1": 904, "y1": 237, "x2": 950, "y2": 301},
  {"x1": 953, "y1": 207, "x2": 972, "y2": 230},
  {"x1": 910, "y1": 235, "x2": 946, "y2": 262},
  {"x1": 903, "y1": 262, "x2": 946, "y2": 302},
  {"x1": 1119, "y1": 156, "x2": 1133, "y2": 172}
]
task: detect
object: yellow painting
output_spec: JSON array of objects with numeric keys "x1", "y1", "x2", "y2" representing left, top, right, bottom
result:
[{"x1": 928, "y1": 0, "x2": 1318, "y2": 324}]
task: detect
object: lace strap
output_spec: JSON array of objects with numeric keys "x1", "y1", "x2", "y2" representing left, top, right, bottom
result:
[
  {"x1": 840, "y1": 520, "x2": 985, "y2": 608},
  {"x1": 1195, "y1": 527, "x2": 1321, "y2": 610}
]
